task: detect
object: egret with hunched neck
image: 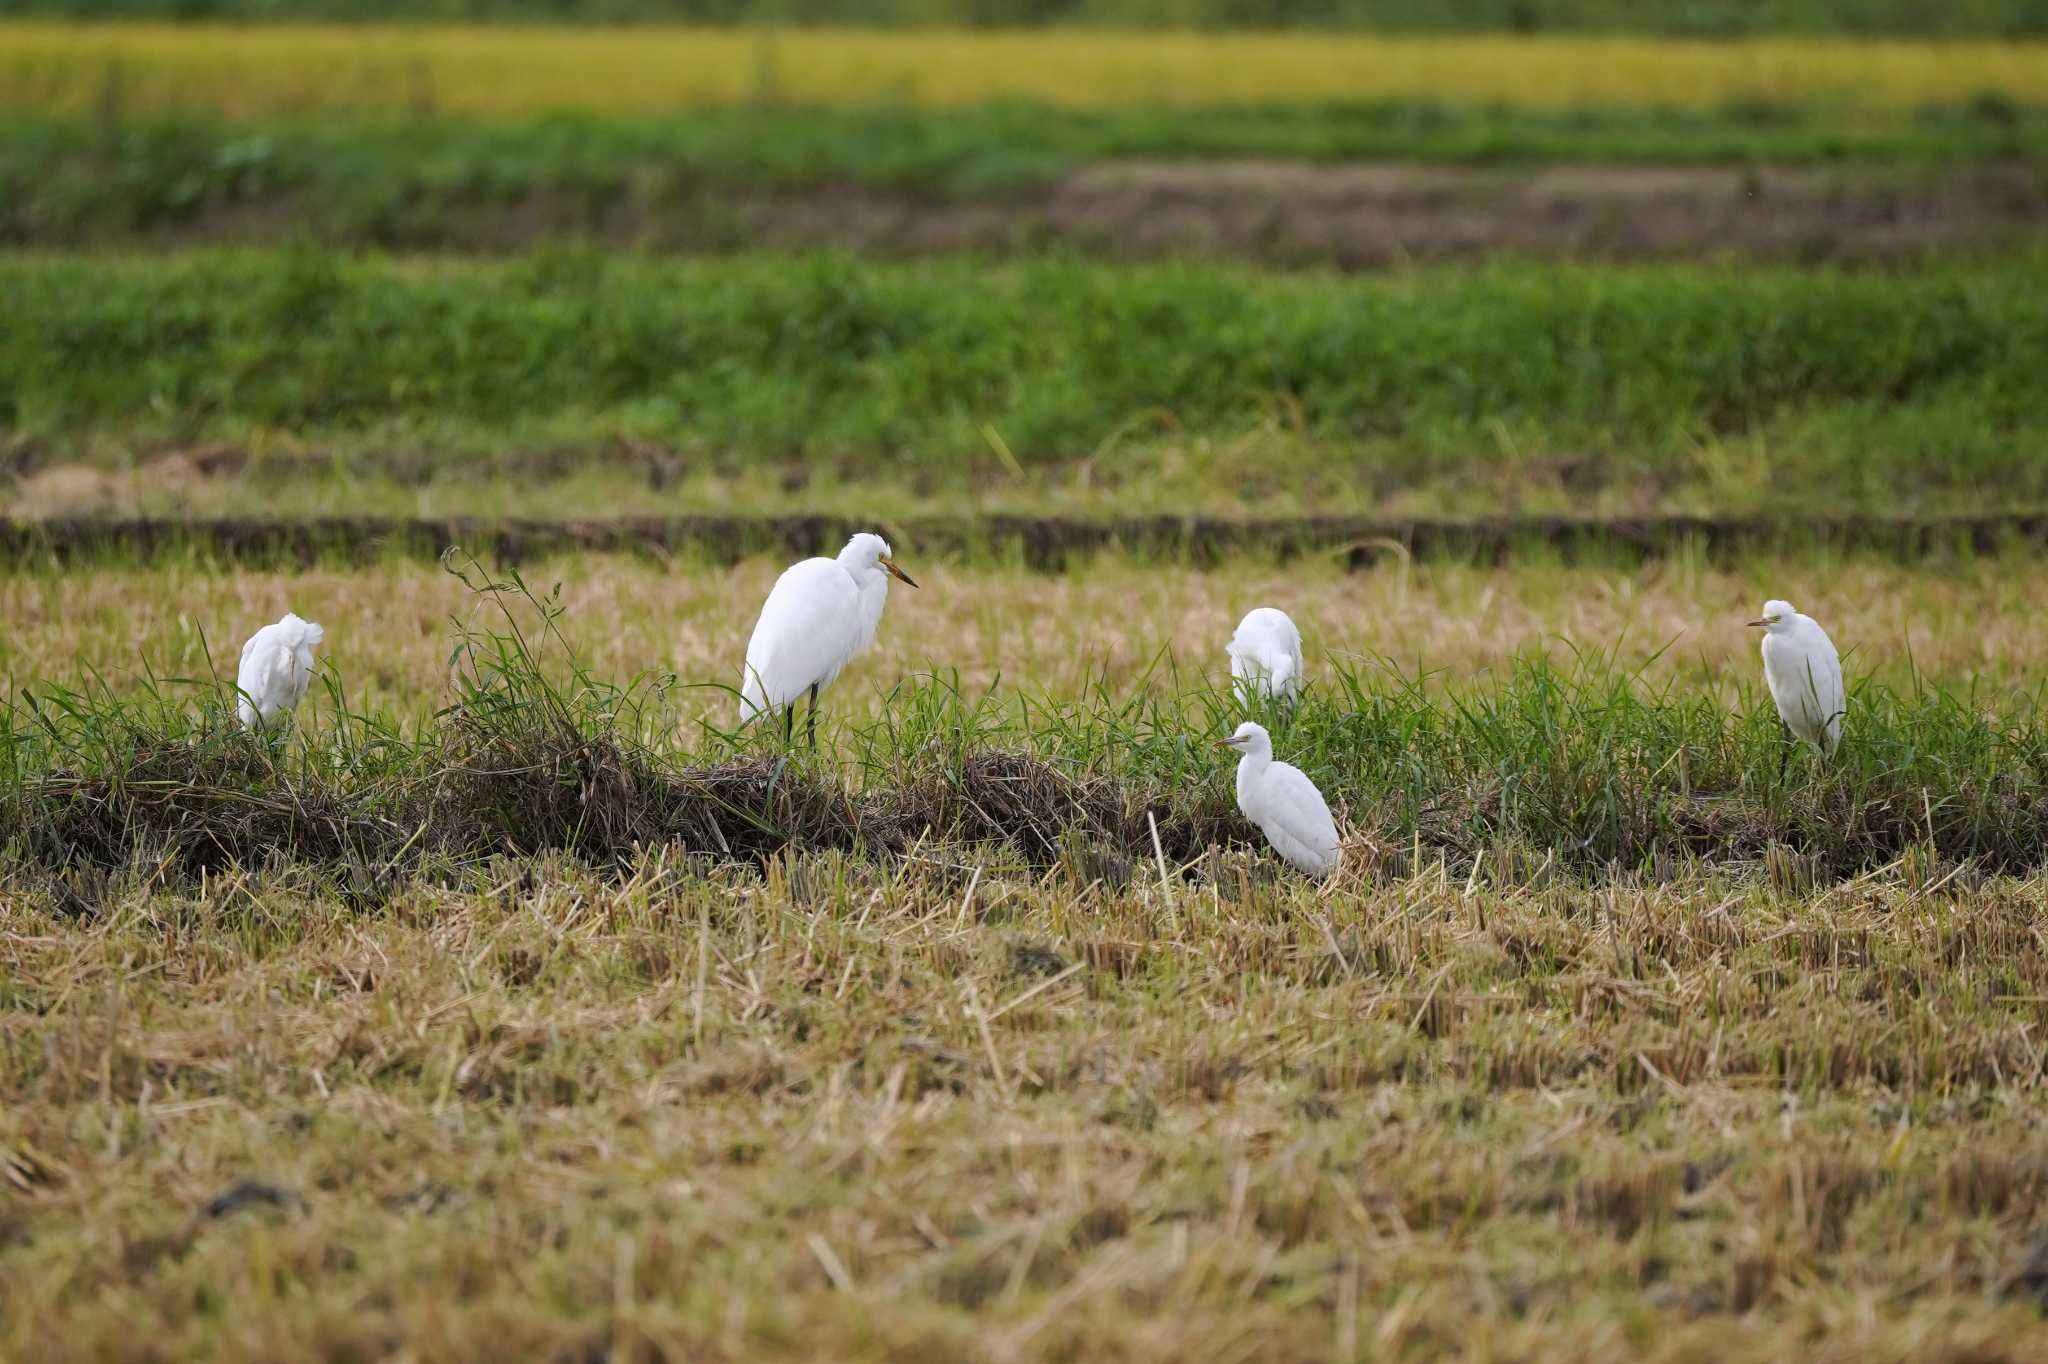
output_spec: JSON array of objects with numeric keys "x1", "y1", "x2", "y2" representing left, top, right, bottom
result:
[
  {"x1": 1217, "y1": 721, "x2": 1341, "y2": 877},
  {"x1": 1747, "y1": 598, "x2": 1845, "y2": 758}
]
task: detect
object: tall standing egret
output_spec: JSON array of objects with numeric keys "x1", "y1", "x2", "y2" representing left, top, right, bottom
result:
[
  {"x1": 1227, "y1": 607, "x2": 1305, "y2": 707},
  {"x1": 235, "y1": 611, "x2": 325, "y2": 733},
  {"x1": 1216, "y1": 721, "x2": 1341, "y2": 878},
  {"x1": 1747, "y1": 599, "x2": 1844, "y2": 760},
  {"x1": 739, "y1": 532, "x2": 917, "y2": 744}
]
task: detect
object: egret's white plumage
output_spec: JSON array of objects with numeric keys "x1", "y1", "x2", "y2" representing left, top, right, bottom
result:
[
  {"x1": 1218, "y1": 721, "x2": 1341, "y2": 878},
  {"x1": 236, "y1": 611, "x2": 324, "y2": 732},
  {"x1": 1748, "y1": 598, "x2": 1844, "y2": 756},
  {"x1": 1227, "y1": 607, "x2": 1304, "y2": 706},
  {"x1": 739, "y1": 532, "x2": 917, "y2": 740}
]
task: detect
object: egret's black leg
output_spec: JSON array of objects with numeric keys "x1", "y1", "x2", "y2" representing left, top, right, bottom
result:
[
  {"x1": 783, "y1": 703, "x2": 795, "y2": 743},
  {"x1": 1778, "y1": 724, "x2": 1796, "y2": 780},
  {"x1": 807, "y1": 683, "x2": 820, "y2": 748}
]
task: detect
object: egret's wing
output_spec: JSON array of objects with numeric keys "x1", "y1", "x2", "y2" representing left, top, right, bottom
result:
[
  {"x1": 1762, "y1": 636, "x2": 1813, "y2": 739},
  {"x1": 1273, "y1": 611, "x2": 1304, "y2": 657},
  {"x1": 740, "y1": 559, "x2": 862, "y2": 718},
  {"x1": 1262, "y1": 762, "x2": 1341, "y2": 872},
  {"x1": 236, "y1": 639, "x2": 295, "y2": 722},
  {"x1": 238, "y1": 625, "x2": 270, "y2": 667},
  {"x1": 285, "y1": 644, "x2": 317, "y2": 709},
  {"x1": 236, "y1": 625, "x2": 277, "y2": 696},
  {"x1": 1810, "y1": 626, "x2": 1847, "y2": 751},
  {"x1": 1763, "y1": 629, "x2": 1841, "y2": 748}
]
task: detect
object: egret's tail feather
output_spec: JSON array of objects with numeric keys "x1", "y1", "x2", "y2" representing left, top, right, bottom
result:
[{"x1": 738, "y1": 661, "x2": 769, "y2": 724}]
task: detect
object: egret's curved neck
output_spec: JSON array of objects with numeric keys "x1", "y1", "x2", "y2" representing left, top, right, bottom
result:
[{"x1": 848, "y1": 564, "x2": 888, "y2": 652}]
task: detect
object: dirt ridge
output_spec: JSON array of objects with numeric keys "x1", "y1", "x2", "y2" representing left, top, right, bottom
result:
[
  {"x1": 15, "y1": 161, "x2": 2045, "y2": 262},
  {"x1": 6, "y1": 512, "x2": 2047, "y2": 569}
]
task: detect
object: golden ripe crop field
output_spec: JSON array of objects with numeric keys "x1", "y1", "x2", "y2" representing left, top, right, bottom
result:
[{"x1": 4, "y1": 22, "x2": 2045, "y2": 117}]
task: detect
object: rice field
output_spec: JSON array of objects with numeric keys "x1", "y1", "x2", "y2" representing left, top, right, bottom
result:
[
  {"x1": 10, "y1": 495, "x2": 2048, "y2": 1360},
  {"x1": 6, "y1": 23, "x2": 2048, "y2": 117},
  {"x1": 9, "y1": 841, "x2": 2048, "y2": 1362},
  {"x1": 7, "y1": 550, "x2": 2048, "y2": 1361},
  {"x1": 9, "y1": 15, "x2": 2048, "y2": 1360}
]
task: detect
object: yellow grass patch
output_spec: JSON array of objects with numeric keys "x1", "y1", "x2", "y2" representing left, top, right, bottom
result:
[{"x1": 4, "y1": 22, "x2": 2044, "y2": 117}]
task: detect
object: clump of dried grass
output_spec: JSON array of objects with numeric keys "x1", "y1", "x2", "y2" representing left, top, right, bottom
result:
[{"x1": 866, "y1": 749, "x2": 1236, "y2": 865}]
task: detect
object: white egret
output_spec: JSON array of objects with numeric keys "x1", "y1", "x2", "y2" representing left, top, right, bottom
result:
[
  {"x1": 739, "y1": 532, "x2": 917, "y2": 743},
  {"x1": 235, "y1": 611, "x2": 325, "y2": 733},
  {"x1": 1747, "y1": 599, "x2": 1844, "y2": 759},
  {"x1": 1216, "y1": 721, "x2": 1342, "y2": 878},
  {"x1": 1227, "y1": 607, "x2": 1304, "y2": 707}
]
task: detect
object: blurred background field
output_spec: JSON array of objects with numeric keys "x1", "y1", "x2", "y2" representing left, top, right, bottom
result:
[{"x1": 3, "y1": 17, "x2": 2046, "y2": 526}]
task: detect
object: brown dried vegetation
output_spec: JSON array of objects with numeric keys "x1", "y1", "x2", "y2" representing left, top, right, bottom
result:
[{"x1": 7, "y1": 852, "x2": 2048, "y2": 1361}]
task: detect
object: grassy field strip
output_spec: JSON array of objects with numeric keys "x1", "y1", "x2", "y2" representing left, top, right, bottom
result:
[
  {"x1": 7, "y1": 24, "x2": 2048, "y2": 116},
  {"x1": 5, "y1": 555, "x2": 2043, "y2": 880},
  {"x1": 7, "y1": 252, "x2": 2046, "y2": 516},
  {"x1": 10, "y1": 652, "x2": 2045, "y2": 881}
]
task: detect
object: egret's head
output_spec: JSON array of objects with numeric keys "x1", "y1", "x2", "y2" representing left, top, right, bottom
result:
[
  {"x1": 1746, "y1": 599, "x2": 1797, "y2": 631},
  {"x1": 1215, "y1": 721, "x2": 1270, "y2": 753},
  {"x1": 841, "y1": 532, "x2": 918, "y2": 588}
]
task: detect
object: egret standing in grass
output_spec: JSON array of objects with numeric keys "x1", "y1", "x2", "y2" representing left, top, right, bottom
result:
[
  {"x1": 1217, "y1": 721, "x2": 1341, "y2": 878},
  {"x1": 236, "y1": 611, "x2": 325, "y2": 733},
  {"x1": 1748, "y1": 598, "x2": 1844, "y2": 761},
  {"x1": 1227, "y1": 607, "x2": 1304, "y2": 707},
  {"x1": 740, "y1": 532, "x2": 918, "y2": 744}
]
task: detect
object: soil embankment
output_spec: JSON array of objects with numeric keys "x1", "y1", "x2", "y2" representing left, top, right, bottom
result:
[
  {"x1": 18, "y1": 161, "x2": 2043, "y2": 262},
  {"x1": 5, "y1": 512, "x2": 2045, "y2": 569}
]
